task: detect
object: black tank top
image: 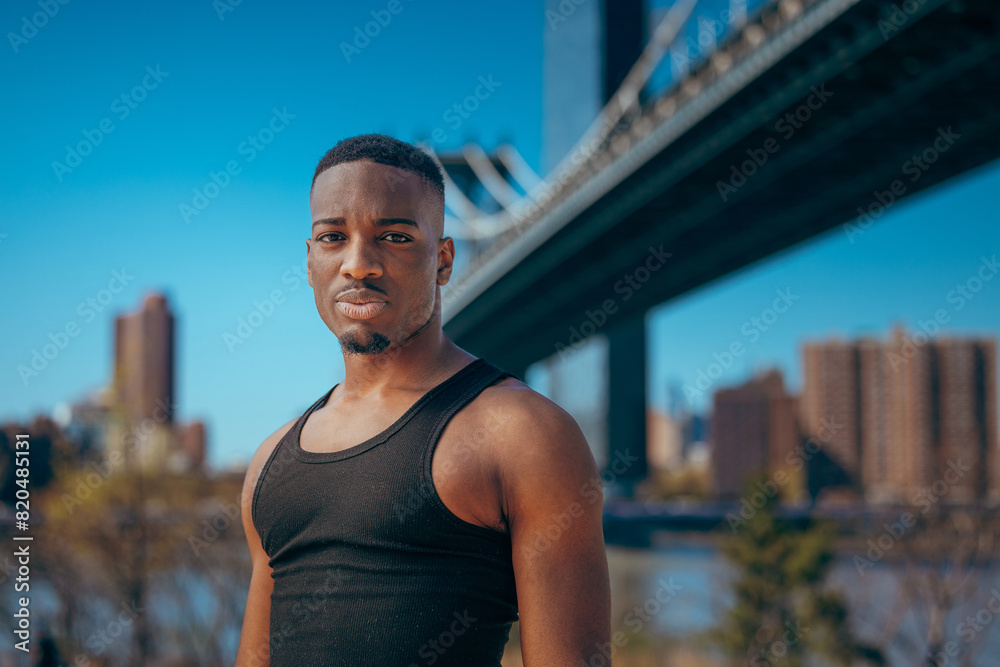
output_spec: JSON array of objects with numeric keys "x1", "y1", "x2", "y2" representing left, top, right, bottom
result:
[{"x1": 252, "y1": 357, "x2": 520, "y2": 666}]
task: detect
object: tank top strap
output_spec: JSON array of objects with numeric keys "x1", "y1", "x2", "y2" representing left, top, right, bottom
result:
[
  {"x1": 396, "y1": 357, "x2": 512, "y2": 441},
  {"x1": 404, "y1": 359, "x2": 514, "y2": 536}
]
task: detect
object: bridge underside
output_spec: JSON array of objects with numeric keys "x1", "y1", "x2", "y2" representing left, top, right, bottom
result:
[{"x1": 445, "y1": 0, "x2": 1000, "y2": 375}]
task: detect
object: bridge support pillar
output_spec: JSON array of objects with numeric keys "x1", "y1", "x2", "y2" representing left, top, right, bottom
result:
[{"x1": 606, "y1": 315, "x2": 648, "y2": 497}]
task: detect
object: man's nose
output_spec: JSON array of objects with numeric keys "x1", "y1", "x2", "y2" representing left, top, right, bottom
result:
[{"x1": 341, "y1": 238, "x2": 382, "y2": 279}]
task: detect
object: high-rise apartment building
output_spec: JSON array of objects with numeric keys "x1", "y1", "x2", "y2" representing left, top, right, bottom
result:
[
  {"x1": 113, "y1": 292, "x2": 175, "y2": 425},
  {"x1": 801, "y1": 327, "x2": 998, "y2": 503},
  {"x1": 107, "y1": 292, "x2": 208, "y2": 472},
  {"x1": 712, "y1": 369, "x2": 799, "y2": 499},
  {"x1": 801, "y1": 339, "x2": 863, "y2": 495},
  {"x1": 885, "y1": 328, "x2": 998, "y2": 502}
]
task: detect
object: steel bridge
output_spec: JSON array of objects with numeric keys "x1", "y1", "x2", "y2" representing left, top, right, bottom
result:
[{"x1": 428, "y1": 0, "x2": 1000, "y2": 486}]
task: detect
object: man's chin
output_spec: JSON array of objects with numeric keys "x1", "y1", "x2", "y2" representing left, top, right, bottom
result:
[{"x1": 339, "y1": 331, "x2": 392, "y2": 356}]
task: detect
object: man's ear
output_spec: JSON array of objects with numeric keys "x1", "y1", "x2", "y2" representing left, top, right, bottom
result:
[
  {"x1": 437, "y1": 236, "x2": 455, "y2": 286},
  {"x1": 306, "y1": 239, "x2": 313, "y2": 288}
]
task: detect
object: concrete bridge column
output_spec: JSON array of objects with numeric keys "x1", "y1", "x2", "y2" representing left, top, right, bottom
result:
[{"x1": 606, "y1": 315, "x2": 648, "y2": 496}]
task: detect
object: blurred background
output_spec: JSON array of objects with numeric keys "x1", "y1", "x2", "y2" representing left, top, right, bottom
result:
[{"x1": 2, "y1": 0, "x2": 1000, "y2": 664}]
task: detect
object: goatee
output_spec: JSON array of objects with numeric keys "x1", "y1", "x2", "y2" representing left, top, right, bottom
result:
[{"x1": 340, "y1": 331, "x2": 392, "y2": 356}]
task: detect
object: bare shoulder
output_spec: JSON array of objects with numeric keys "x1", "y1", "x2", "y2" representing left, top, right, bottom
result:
[
  {"x1": 465, "y1": 375, "x2": 604, "y2": 542},
  {"x1": 469, "y1": 375, "x2": 597, "y2": 477},
  {"x1": 475, "y1": 375, "x2": 585, "y2": 437},
  {"x1": 239, "y1": 417, "x2": 299, "y2": 512}
]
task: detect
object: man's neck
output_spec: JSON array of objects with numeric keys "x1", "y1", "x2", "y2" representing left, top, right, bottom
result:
[{"x1": 338, "y1": 330, "x2": 474, "y2": 399}]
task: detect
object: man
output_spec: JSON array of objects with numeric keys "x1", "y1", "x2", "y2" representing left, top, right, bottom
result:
[{"x1": 237, "y1": 134, "x2": 611, "y2": 666}]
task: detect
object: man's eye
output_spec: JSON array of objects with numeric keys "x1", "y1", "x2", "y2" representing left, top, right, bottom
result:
[
  {"x1": 383, "y1": 233, "x2": 411, "y2": 243},
  {"x1": 317, "y1": 233, "x2": 342, "y2": 242}
]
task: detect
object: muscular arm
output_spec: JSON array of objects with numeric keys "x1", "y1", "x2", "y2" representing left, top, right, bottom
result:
[
  {"x1": 497, "y1": 392, "x2": 612, "y2": 666},
  {"x1": 236, "y1": 419, "x2": 296, "y2": 667}
]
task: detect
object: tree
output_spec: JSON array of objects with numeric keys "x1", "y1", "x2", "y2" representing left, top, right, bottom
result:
[
  {"x1": 21, "y1": 456, "x2": 247, "y2": 665},
  {"x1": 714, "y1": 474, "x2": 884, "y2": 666}
]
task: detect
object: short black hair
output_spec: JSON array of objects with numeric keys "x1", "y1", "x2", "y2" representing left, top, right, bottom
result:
[{"x1": 311, "y1": 133, "x2": 445, "y2": 206}]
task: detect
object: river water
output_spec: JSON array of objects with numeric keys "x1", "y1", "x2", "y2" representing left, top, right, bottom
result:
[{"x1": 599, "y1": 537, "x2": 1000, "y2": 666}]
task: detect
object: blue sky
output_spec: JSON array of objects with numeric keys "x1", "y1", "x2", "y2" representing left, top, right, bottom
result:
[{"x1": 2, "y1": 0, "x2": 998, "y2": 469}]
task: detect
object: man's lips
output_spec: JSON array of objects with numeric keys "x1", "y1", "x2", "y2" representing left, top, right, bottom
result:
[{"x1": 335, "y1": 300, "x2": 388, "y2": 320}]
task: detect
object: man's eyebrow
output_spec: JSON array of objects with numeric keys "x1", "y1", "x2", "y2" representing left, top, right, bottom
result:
[{"x1": 311, "y1": 217, "x2": 419, "y2": 228}]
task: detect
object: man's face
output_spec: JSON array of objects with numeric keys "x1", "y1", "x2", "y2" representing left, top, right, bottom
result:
[{"x1": 307, "y1": 159, "x2": 453, "y2": 357}]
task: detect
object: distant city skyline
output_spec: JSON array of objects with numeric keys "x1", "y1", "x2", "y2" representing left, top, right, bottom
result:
[{"x1": 645, "y1": 326, "x2": 999, "y2": 505}]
